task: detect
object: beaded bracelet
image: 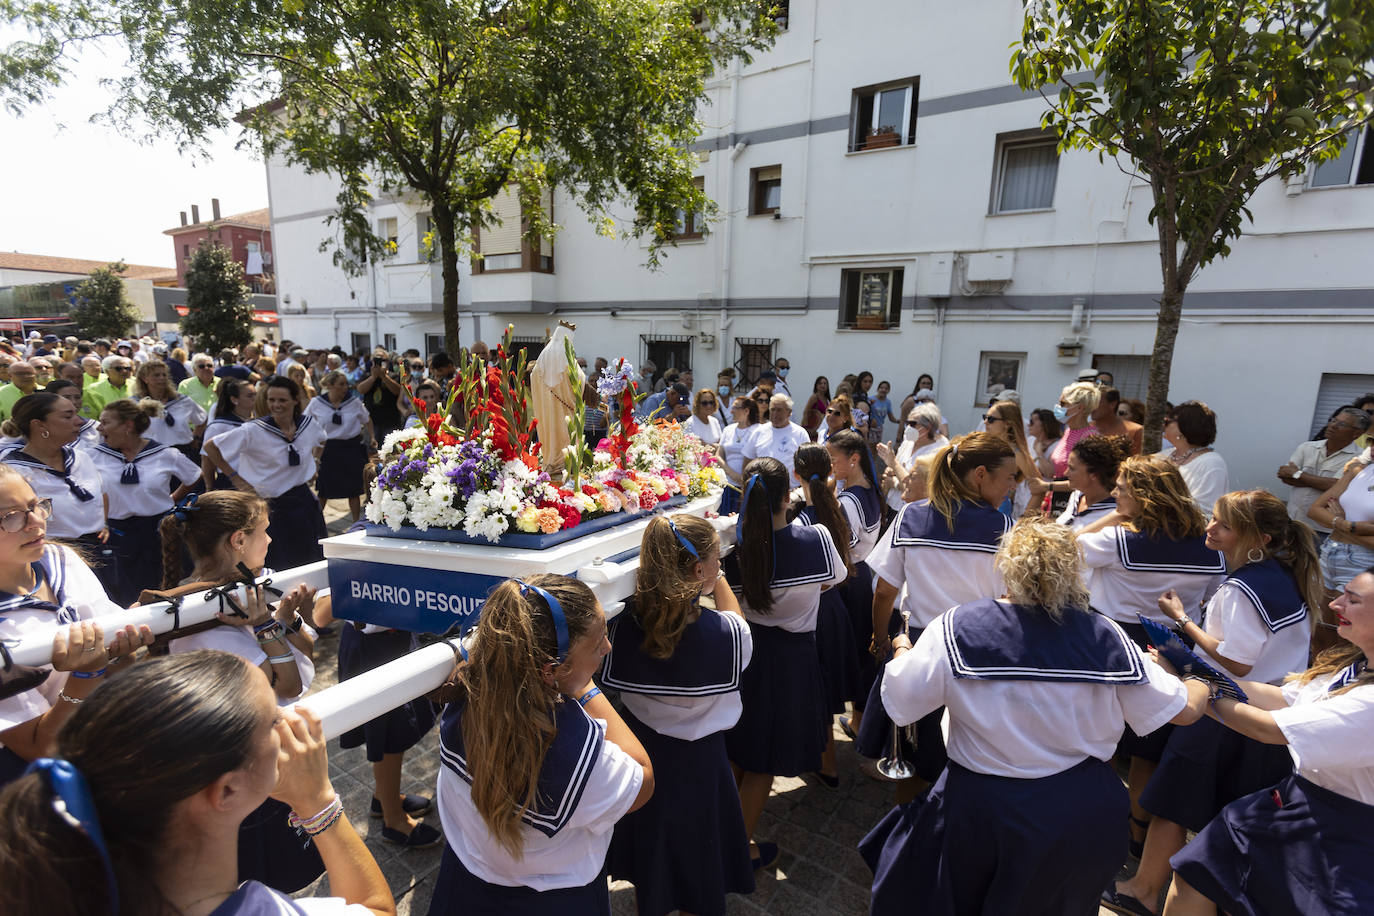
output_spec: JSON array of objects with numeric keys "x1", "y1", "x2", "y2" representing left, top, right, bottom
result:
[
  {"x1": 287, "y1": 795, "x2": 342, "y2": 835},
  {"x1": 576, "y1": 687, "x2": 602, "y2": 708},
  {"x1": 69, "y1": 668, "x2": 107, "y2": 680},
  {"x1": 57, "y1": 692, "x2": 83, "y2": 705},
  {"x1": 255, "y1": 621, "x2": 285, "y2": 643}
]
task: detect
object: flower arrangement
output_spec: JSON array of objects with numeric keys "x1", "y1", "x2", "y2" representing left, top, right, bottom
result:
[{"x1": 365, "y1": 328, "x2": 722, "y2": 543}]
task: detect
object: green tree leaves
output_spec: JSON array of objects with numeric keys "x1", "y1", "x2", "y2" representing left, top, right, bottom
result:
[
  {"x1": 1014, "y1": 0, "x2": 1374, "y2": 449},
  {"x1": 2, "y1": 0, "x2": 777, "y2": 356},
  {"x1": 181, "y1": 242, "x2": 255, "y2": 354},
  {"x1": 70, "y1": 262, "x2": 141, "y2": 339}
]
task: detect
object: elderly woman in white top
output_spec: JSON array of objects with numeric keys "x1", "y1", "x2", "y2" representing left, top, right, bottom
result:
[
  {"x1": 685, "y1": 387, "x2": 723, "y2": 445},
  {"x1": 875, "y1": 401, "x2": 947, "y2": 514},
  {"x1": 1165, "y1": 400, "x2": 1229, "y2": 518}
]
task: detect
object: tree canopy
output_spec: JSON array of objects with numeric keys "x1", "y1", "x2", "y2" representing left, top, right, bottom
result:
[
  {"x1": 1013, "y1": 0, "x2": 1374, "y2": 449},
  {"x1": 181, "y1": 242, "x2": 255, "y2": 354},
  {"x1": 2, "y1": 0, "x2": 778, "y2": 354},
  {"x1": 70, "y1": 262, "x2": 141, "y2": 339}
]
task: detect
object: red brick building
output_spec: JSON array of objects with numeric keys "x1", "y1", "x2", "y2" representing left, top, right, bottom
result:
[{"x1": 164, "y1": 200, "x2": 274, "y2": 292}]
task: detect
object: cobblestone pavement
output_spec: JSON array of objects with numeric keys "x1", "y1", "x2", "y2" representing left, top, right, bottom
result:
[{"x1": 301, "y1": 506, "x2": 1127, "y2": 914}]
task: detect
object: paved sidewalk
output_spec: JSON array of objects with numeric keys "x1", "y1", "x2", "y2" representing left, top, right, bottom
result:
[{"x1": 300, "y1": 506, "x2": 1126, "y2": 914}]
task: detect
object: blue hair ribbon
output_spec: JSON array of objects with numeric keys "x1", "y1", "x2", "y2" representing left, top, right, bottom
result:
[
  {"x1": 736, "y1": 472, "x2": 763, "y2": 540},
  {"x1": 27, "y1": 758, "x2": 118, "y2": 914},
  {"x1": 664, "y1": 517, "x2": 700, "y2": 560},
  {"x1": 171, "y1": 492, "x2": 200, "y2": 523},
  {"x1": 516, "y1": 580, "x2": 569, "y2": 665}
]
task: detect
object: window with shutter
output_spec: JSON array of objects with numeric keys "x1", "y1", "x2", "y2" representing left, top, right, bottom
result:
[{"x1": 1309, "y1": 373, "x2": 1374, "y2": 438}]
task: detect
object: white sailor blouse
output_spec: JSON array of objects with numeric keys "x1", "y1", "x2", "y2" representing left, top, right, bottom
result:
[
  {"x1": 1079, "y1": 526, "x2": 1225, "y2": 626},
  {"x1": 89, "y1": 441, "x2": 200, "y2": 519},
  {"x1": 212, "y1": 416, "x2": 327, "y2": 498},
  {"x1": 3, "y1": 445, "x2": 106, "y2": 538},
  {"x1": 304, "y1": 394, "x2": 370, "y2": 441},
  {"x1": 152, "y1": 394, "x2": 208, "y2": 447}
]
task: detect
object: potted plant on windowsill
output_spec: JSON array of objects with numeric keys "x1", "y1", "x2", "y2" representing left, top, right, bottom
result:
[
  {"x1": 854, "y1": 313, "x2": 889, "y2": 330},
  {"x1": 864, "y1": 125, "x2": 900, "y2": 149}
]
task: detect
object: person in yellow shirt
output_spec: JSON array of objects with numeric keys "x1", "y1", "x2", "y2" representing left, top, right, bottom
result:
[
  {"x1": 0, "y1": 361, "x2": 40, "y2": 420},
  {"x1": 177, "y1": 354, "x2": 220, "y2": 414},
  {"x1": 81, "y1": 355, "x2": 134, "y2": 418}
]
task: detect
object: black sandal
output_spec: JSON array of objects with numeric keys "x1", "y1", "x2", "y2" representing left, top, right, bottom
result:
[{"x1": 1101, "y1": 882, "x2": 1155, "y2": 916}]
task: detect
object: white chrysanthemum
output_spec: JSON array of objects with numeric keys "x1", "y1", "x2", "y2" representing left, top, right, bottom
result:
[{"x1": 379, "y1": 426, "x2": 428, "y2": 458}]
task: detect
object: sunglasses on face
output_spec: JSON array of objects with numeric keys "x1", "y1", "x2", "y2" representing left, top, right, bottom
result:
[
  {"x1": 982, "y1": 414, "x2": 1003, "y2": 423},
  {"x1": 905, "y1": 420, "x2": 922, "y2": 428},
  {"x1": 0, "y1": 498, "x2": 52, "y2": 533}
]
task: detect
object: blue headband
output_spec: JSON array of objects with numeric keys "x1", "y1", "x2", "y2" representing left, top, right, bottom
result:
[
  {"x1": 664, "y1": 517, "x2": 700, "y2": 560},
  {"x1": 171, "y1": 492, "x2": 200, "y2": 522},
  {"x1": 517, "y1": 580, "x2": 569, "y2": 665},
  {"x1": 27, "y1": 758, "x2": 118, "y2": 913}
]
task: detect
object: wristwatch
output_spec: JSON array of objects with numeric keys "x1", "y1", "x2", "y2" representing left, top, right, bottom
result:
[
  {"x1": 1292, "y1": 469, "x2": 1303, "y2": 480},
  {"x1": 1172, "y1": 616, "x2": 1191, "y2": 636}
]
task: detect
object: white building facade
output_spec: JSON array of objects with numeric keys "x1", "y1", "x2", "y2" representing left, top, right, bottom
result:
[{"x1": 265, "y1": 0, "x2": 1374, "y2": 493}]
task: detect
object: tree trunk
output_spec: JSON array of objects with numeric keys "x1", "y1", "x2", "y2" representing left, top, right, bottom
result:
[
  {"x1": 1143, "y1": 285, "x2": 1184, "y2": 454},
  {"x1": 432, "y1": 201, "x2": 463, "y2": 356}
]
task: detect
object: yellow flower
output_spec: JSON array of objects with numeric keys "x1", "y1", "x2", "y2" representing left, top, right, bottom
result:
[{"x1": 516, "y1": 506, "x2": 541, "y2": 533}]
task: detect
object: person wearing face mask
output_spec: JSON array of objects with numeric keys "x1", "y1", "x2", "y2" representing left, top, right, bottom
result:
[
  {"x1": 876, "y1": 403, "x2": 948, "y2": 516},
  {"x1": 1044, "y1": 381, "x2": 1101, "y2": 516},
  {"x1": 772, "y1": 358, "x2": 792, "y2": 398},
  {"x1": 714, "y1": 371, "x2": 735, "y2": 426}
]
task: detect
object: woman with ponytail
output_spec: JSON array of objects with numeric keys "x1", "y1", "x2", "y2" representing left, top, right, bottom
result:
[
  {"x1": 42, "y1": 378, "x2": 100, "y2": 450},
  {"x1": 0, "y1": 651, "x2": 395, "y2": 916},
  {"x1": 91, "y1": 397, "x2": 201, "y2": 605},
  {"x1": 200, "y1": 377, "x2": 257, "y2": 490},
  {"x1": 162, "y1": 489, "x2": 324, "y2": 894},
  {"x1": 823, "y1": 429, "x2": 886, "y2": 742},
  {"x1": 604, "y1": 515, "x2": 755, "y2": 916},
  {"x1": 857, "y1": 433, "x2": 1017, "y2": 788},
  {"x1": 1076, "y1": 455, "x2": 1227, "y2": 859},
  {"x1": 792, "y1": 443, "x2": 855, "y2": 786},
  {"x1": 1104, "y1": 490, "x2": 1322, "y2": 915},
  {"x1": 1156, "y1": 566, "x2": 1374, "y2": 916},
  {"x1": 431, "y1": 574, "x2": 653, "y2": 914},
  {"x1": 723, "y1": 456, "x2": 847, "y2": 867}
]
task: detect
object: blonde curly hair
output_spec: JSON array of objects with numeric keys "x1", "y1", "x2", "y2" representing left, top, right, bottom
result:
[{"x1": 996, "y1": 517, "x2": 1091, "y2": 620}]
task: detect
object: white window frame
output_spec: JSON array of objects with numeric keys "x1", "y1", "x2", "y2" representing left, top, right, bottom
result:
[
  {"x1": 990, "y1": 132, "x2": 1060, "y2": 214},
  {"x1": 839, "y1": 267, "x2": 904, "y2": 330},
  {"x1": 849, "y1": 79, "x2": 919, "y2": 152},
  {"x1": 377, "y1": 217, "x2": 399, "y2": 258},
  {"x1": 1310, "y1": 125, "x2": 1374, "y2": 189},
  {"x1": 977, "y1": 351, "x2": 1026, "y2": 407}
]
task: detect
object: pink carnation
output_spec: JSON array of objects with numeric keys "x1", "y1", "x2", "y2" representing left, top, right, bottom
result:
[
  {"x1": 638, "y1": 489, "x2": 658, "y2": 510},
  {"x1": 597, "y1": 489, "x2": 623, "y2": 512}
]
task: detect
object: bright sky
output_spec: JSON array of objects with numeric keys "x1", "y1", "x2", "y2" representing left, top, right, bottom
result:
[{"x1": 0, "y1": 40, "x2": 268, "y2": 270}]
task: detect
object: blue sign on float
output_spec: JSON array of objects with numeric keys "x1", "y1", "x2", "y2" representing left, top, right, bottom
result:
[{"x1": 328, "y1": 558, "x2": 506, "y2": 634}]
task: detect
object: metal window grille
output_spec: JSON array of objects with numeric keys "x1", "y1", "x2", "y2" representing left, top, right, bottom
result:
[
  {"x1": 640, "y1": 335, "x2": 694, "y2": 390},
  {"x1": 734, "y1": 338, "x2": 777, "y2": 391}
]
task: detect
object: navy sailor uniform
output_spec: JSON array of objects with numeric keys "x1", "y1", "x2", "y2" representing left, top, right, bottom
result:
[
  {"x1": 856, "y1": 499, "x2": 1009, "y2": 776},
  {"x1": 304, "y1": 393, "x2": 370, "y2": 499},
  {"x1": 0, "y1": 545, "x2": 122, "y2": 785},
  {"x1": 203, "y1": 414, "x2": 246, "y2": 490},
  {"x1": 1140, "y1": 558, "x2": 1308, "y2": 832},
  {"x1": 90, "y1": 440, "x2": 201, "y2": 604},
  {"x1": 153, "y1": 392, "x2": 208, "y2": 449},
  {"x1": 861, "y1": 598, "x2": 1187, "y2": 916},
  {"x1": 3, "y1": 444, "x2": 105, "y2": 539},
  {"x1": 431, "y1": 697, "x2": 643, "y2": 914},
  {"x1": 603, "y1": 597, "x2": 755, "y2": 916},
  {"x1": 1171, "y1": 662, "x2": 1374, "y2": 915},
  {"x1": 793, "y1": 508, "x2": 861, "y2": 716},
  {"x1": 1079, "y1": 525, "x2": 1224, "y2": 760},
  {"x1": 837, "y1": 483, "x2": 883, "y2": 707},
  {"x1": 213, "y1": 416, "x2": 328, "y2": 571},
  {"x1": 723, "y1": 522, "x2": 846, "y2": 776}
]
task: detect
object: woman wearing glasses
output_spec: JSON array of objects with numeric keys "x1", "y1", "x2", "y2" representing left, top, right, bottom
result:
[
  {"x1": 132, "y1": 358, "x2": 208, "y2": 464},
  {"x1": 686, "y1": 388, "x2": 723, "y2": 446},
  {"x1": 90, "y1": 398, "x2": 201, "y2": 605},
  {"x1": 0, "y1": 463, "x2": 151, "y2": 786},
  {"x1": 2, "y1": 393, "x2": 109, "y2": 551},
  {"x1": 981, "y1": 400, "x2": 1048, "y2": 519}
]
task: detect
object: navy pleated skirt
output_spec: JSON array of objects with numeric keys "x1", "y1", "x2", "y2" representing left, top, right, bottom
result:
[
  {"x1": 1172, "y1": 774, "x2": 1374, "y2": 916},
  {"x1": 855, "y1": 619, "x2": 947, "y2": 782},
  {"x1": 428, "y1": 845, "x2": 610, "y2": 916},
  {"x1": 237, "y1": 797, "x2": 325, "y2": 894},
  {"x1": 1140, "y1": 713, "x2": 1293, "y2": 832},
  {"x1": 607, "y1": 709, "x2": 754, "y2": 916},
  {"x1": 107, "y1": 513, "x2": 166, "y2": 606},
  {"x1": 337, "y1": 626, "x2": 437, "y2": 762},
  {"x1": 266, "y1": 483, "x2": 327, "y2": 571},
  {"x1": 860, "y1": 758, "x2": 1128, "y2": 916},
  {"x1": 317, "y1": 436, "x2": 368, "y2": 498},
  {"x1": 725, "y1": 622, "x2": 826, "y2": 776},
  {"x1": 839, "y1": 560, "x2": 877, "y2": 706},
  {"x1": 816, "y1": 587, "x2": 861, "y2": 716}
]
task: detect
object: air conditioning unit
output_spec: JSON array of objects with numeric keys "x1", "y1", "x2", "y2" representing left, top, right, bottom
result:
[
  {"x1": 960, "y1": 250, "x2": 1014, "y2": 296},
  {"x1": 916, "y1": 252, "x2": 955, "y2": 298}
]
